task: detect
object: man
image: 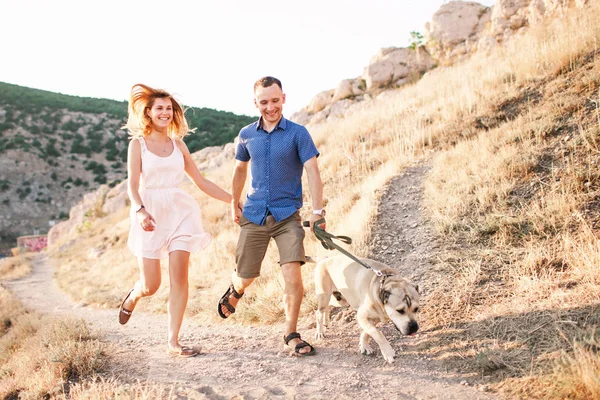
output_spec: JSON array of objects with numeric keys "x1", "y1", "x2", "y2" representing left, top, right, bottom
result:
[{"x1": 218, "y1": 76, "x2": 325, "y2": 356}]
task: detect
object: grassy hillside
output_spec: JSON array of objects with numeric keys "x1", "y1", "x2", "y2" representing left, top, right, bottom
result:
[
  {"x1": 0, "y1": 83, "x2": 255, "y2": 248},
  {"x1": 0, "y1": 82, "x2": 257, "y2": 154},
  {"x1": 3, "y1": 2, "x2": 600, "y2": 398}
]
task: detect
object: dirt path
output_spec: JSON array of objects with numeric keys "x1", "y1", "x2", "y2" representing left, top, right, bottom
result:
[{"x1": 5, "y1": 162, "x2": 496, "y2": 400}]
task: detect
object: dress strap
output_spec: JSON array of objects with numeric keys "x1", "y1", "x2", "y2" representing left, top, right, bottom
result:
[
  {"x1": 138, "y1": 137, "x2": 148, "y2": 153},
  {"x1": 171, "y1": 138, "x2": 180, "y2": 155}
]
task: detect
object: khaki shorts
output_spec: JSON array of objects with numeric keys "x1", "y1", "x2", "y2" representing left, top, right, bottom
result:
[{"x1": 235, "y1": 211, "x2": 306, "y2": 278}]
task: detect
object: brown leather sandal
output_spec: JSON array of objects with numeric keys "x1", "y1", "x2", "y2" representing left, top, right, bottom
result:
[
  {"x1": 167, "y1": 346, "x2": 199, "y2": 358},
  {"x1": 118, "y1": 289, "x2": 134, "y2": 325}
]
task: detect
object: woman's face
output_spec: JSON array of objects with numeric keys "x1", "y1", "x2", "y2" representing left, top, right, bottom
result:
[{"x1": 147, "y1": 97, "x2": 173, "y2": 131}]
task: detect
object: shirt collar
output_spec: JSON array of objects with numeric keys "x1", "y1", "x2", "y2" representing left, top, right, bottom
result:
[{"x1": 257, "y1": 116, "x2": 287, "y2": 132}]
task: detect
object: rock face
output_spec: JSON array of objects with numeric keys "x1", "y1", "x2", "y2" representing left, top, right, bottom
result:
[
  {"x1": 291, "y1": 0, "x2": 590, "y2": 126},
  {"x1": 424, "y1": 1, "x2": 492, "y2": 65},
  {"x1": 363, "y1": 47, "x2": 436, "y2": 91},
  {"x1": 426, "y1": 0, "x2": 590, "y2": 65}
]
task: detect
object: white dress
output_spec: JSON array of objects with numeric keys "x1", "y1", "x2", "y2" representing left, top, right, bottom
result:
[{"x1": 127, "y1": 137, "x2": 211, "y2": 259}]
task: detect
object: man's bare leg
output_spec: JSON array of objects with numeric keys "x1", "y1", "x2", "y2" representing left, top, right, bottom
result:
[{"x1": 281, "y1": 262, "x2": 311, "y2": 354}]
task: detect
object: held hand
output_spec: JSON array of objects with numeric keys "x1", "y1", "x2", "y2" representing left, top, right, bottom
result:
[
  {"x1": 137, "y1": 210, "x2": 156, "y2": 231},
  {"x1": 232, "y1": 202, "x2": 243, "y2": 225}
]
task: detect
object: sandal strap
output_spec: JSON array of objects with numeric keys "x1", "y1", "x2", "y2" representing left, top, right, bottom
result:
[
  {"x1": 295, "y1": 341, "x2": 314, "y2": 352},
  {"x1": 229, "y1": 284, "x2": 244, "y2": 299},
  {"x1": 284, "y1": 332, "x2": 301, "y2": 345}
]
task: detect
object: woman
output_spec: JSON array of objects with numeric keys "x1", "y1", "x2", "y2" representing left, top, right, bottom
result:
[{"x1": 118, "y1": 83, "x2": 231, "y2": 358}]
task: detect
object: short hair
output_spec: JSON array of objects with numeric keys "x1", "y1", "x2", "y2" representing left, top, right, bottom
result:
[{"x1": 254, "y1": 76, "x2": 282, "y2": 92}]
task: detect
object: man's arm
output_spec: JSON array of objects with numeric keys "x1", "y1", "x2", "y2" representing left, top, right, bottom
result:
[{"x1": 304, "y1": 156, "x2": 325, "y2": 232}]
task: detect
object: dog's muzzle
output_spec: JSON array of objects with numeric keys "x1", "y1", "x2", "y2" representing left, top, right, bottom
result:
[{"x1": 395, "y1": 320, "x2": 419, "y2": 335}]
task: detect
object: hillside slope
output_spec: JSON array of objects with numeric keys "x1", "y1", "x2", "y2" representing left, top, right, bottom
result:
[{"x1": 0, "y1": 82, "x2": 255, "y2": 248}]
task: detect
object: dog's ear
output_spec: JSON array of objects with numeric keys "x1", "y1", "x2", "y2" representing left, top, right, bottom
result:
[{"x1": 381, "y1": 290, "x2": 391, "y2": 304}]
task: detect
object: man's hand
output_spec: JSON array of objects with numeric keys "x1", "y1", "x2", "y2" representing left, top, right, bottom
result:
[
  {"x1": 309, "y1": 213, "x2": 326, "y2": 233},
  {"x1": 232, "y1": 202, "x2": 243, "y2": 225}
]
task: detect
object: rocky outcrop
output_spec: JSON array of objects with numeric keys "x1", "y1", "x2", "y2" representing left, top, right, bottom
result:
[
  {"x1": 362, "y1": 47, "x2": 436, "y2": 91},
  {"x1": 426, "y1": 0, "x2": 590, "y2": 65},
  {"x1": 291, "y1": 0, "x2": 591, "y2": 127},
  {"x1": 424, "y1": 1, "x2": 492, "y2": 65}
]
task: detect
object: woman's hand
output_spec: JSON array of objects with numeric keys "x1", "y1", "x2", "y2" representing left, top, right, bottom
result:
[{"x1": 137, "y1": 209, "x2": 156, "y2": 231}]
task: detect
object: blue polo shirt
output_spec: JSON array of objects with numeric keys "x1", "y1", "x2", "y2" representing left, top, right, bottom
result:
[{"x1": 235, "y1": 116, "x2": 320, "y2": 225}]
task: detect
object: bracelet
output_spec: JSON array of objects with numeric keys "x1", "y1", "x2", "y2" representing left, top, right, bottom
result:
[
  {"x1": 312, "y1": 209, "x2": 326, "y2": 217},
  {"x1": 135, "y1": 204, "x2": 145, "y2": 213}
]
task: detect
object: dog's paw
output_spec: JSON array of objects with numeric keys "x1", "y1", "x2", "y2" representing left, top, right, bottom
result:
[
  {"x1": 315, "y1": 330, "x2": 326, "y2": 340},
  {"x1": 360, "y1": 343, "x2": 374, "y2": 355},
  {"x1": 381, "y1": 348, "x2": 396, "y2": 363}
]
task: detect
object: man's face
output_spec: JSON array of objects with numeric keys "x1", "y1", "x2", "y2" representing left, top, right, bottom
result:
[{"x1": 254, "y1": 84, "x2": 286, "y2": 125}]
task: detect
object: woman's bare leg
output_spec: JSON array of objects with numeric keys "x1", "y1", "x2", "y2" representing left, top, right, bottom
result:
[
  {"x1": 122, "y1": 257, "x2": 161, "y2": 312},
  {"x1": 167, "y1": 250, "x2": 190, "y2": 348}
]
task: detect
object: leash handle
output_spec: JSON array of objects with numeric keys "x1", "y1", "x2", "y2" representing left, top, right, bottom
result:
[
  {"x1": 303, "y1": 219, "x2": 379, "y2": 273},
  {"x1": 303, "y1": 219, "x2": 352, "y2": 247}
]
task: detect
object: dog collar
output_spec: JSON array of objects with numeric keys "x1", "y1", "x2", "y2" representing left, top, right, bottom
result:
[{"x1": 378, "y1": 274, "x2": 394, "y2": 305}]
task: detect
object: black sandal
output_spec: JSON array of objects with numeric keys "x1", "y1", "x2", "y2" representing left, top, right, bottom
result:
[
  {"x1": 218, "y1": 283, "x2": 244, "y2": 319},
  {"x1": 284, "y1": 332, "x2": 316, "y2": 356}
]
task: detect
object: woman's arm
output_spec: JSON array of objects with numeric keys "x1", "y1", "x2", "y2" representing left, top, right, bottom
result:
[
  {"x1": 127, "y1": 139, "x2": 156, "y2": 230},
  {"x1": 127, "y1": 139, "x2": 144, "y2": 207},
  {"x1": 177, "y1": 140, "x2": 232, "y2": 203},
  {"x1": 230, "y1": 159, "x2": 248, "y2": 224}
]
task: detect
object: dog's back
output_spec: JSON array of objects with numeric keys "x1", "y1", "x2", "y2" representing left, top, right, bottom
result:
[{"x1": 315, "y1": 255, "x2": 391, "y2": 309}]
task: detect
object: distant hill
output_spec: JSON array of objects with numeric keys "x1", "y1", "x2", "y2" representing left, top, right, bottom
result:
[{"x1": 0, "y1": 82, "x2": 256, "y2": 249}]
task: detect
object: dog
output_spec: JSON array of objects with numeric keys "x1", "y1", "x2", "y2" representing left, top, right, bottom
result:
[{"x1": 313, "y1": 254, "x2": 420, "y2": 363}]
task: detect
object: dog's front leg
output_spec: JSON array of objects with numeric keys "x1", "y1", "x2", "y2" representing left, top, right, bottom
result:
[
  {"x1": 315, "y1": 294, "x2": 330, "y2": 340},
  {"x1": 357, "y1": 309, "x2": 395, "y2": 363},
  {"x1": 359, "y1": 331, "x2": 374, "y2": 355}
]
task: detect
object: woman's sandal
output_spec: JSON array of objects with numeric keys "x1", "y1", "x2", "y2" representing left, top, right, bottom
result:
[
  {"x1": 118, "y1": 288, "x2": 135, "y2": 325},
  {"x1": 218, "y1": 283, "x2": 244, "y2": 319},
  {"x1": 284, "y1": 332, "x2": 316, "y2": 356},
  {"x1": 167, "y1": 346, "x2": 199, "y2": 358}
]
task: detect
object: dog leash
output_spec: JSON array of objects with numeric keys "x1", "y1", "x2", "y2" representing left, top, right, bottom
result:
[{"x1": 303, "y1": 218, "x2": 387, "y2": 278}]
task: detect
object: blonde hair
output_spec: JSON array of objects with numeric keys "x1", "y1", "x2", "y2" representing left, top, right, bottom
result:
[{"x1": 123, "y1": 83, "x2": 193, "y2": 139}]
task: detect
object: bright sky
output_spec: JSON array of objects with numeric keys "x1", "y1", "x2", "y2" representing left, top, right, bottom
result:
[{"x1": 2, "y1": 0, "x2": 494, "y2": 118}]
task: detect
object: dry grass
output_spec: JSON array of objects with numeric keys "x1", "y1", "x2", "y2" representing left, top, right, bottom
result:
[
  {"x1": 0, "y1": 253, "x2": 35, "y2": 281},
  {"x1": 4, "y1": 2, "x2": 600, "y2": 398},
  {"x1": 67, "y1": 377, "x2": 176, "y2": 399},
  {"x1": 420, "y1": 3, "x2": 600, "y2": 398},
  {"x1": 0, "y1": 287, "x2": 108, "y2": 399}
]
